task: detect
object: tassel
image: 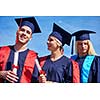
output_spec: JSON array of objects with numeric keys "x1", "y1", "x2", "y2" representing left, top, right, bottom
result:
[
  {"x1": 15, "y1": 18, "x2": 23, "y2": 43},
  {"x1": 71, "y1": 37, "x2": 74, "y2": 55}
]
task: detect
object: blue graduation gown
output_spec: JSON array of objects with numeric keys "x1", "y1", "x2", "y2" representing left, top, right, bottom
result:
[
  {"x1": 75, "y1": 55, "x2": 100, "y2": 83},
  {"x1": 5, "y1": 46, "x2": 29, "y2": 83},
  {"x1": 33, "y1": 55, "x2": 73, "y2": 83}
]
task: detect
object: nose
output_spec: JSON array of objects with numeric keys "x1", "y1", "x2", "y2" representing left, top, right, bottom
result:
[
  {"x1": 81, "y1": 43, "x2": 85, "y2": 47},
  {"x1": 22, "y1": 31, "x2": 27, "y2": 35}
]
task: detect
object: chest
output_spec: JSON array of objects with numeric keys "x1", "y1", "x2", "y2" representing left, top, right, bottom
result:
[
  {"x1": 6, "y1": 50, "x2": 28, "y2": 70},
  {"x1": 42, "y1": 58, "x2": 69, "y2": 73}
]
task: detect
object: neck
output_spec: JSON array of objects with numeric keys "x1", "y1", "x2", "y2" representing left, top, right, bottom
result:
[
  {"x1": 51, "y1": 50, "x2": 63, "y2": 61},
  {"x1": 14, "y1": 42, "x2": 27, "y2": 52},
  {"x1": 78, "y1": 53, "x2": 87, "y2": 57}
]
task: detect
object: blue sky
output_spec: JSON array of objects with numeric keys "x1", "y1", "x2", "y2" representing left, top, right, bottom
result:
[{"x1": 0, "y1": 16, "x2": 100, "y2": 57}]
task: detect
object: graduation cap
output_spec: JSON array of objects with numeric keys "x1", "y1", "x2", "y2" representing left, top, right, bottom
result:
[
  {"x1": 15, "y1": 17, "x2": 41, "y2": 33},
  {"x1": 72, "y1": 30, "x2": 96, "y2": 41},
  {"x1": 71, "y1": 30, "x2": 96, "y2": 54},
  {"x1": 49, "y1": 23, "x2": 71, "y2": 46}
]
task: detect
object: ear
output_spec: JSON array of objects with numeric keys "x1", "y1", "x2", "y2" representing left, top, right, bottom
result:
[
  {"x1": 16, "y1": 29, "x2": 20, "y2": 35},
  {"x1": 56, "y1": 42, "x2": 62, "y2": 47}
]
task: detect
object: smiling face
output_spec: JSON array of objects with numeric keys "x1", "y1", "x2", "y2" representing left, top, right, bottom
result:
[
  {"x1": 77, "y1": 40, "x2": 89, "y2": 56},
  {"x1": 17, "y1": 26, "x2": 32, "y2": 44}
]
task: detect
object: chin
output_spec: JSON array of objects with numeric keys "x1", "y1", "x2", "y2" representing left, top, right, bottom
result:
[
  {"x1": 48, "y1": 48, "x2": 52, "y2": 51},
  {"x1": 48, "y1": 48, "x2": 50, "y2": 51},
  {"x1": 19, "y1": 40, "x2": 27, "y2": 44}
]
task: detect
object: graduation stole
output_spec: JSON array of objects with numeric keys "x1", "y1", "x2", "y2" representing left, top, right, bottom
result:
[
  {"x1": 20, "y1": 50, "x2": 37, "y2": 83},
  {"x1": 81, "y1": 56, "x2": 95, "y2": 83},
  {"x1": 39, "y1": 56, "x2": 47, "y2": 68},
  {"x1": 71, "y1": 55, "x2": 95, "y2": 83}
]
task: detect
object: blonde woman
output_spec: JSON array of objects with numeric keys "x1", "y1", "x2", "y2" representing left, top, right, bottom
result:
[{"x1": 71, "y1": 30, "x2": 100, "y2": 83}]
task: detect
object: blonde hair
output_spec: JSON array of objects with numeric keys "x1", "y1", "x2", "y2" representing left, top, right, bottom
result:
[
  {"x1": 54, "y1": 37, "x2": 64, "y2": 54},
  {"x1": 75, "y1": 40, "x2": 97, "y2": 56}
]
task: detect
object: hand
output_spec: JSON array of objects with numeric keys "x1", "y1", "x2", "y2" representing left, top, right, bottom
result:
[
  {"x1": 38, "y1": 74, "x2": 47, "y2": 83},
  {"x1": 0, "y1": 70, "x2": 19, "y2": 83}
]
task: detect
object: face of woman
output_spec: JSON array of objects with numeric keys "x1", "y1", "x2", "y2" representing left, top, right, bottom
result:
[
  {"x1": 77, "y1": 40, "x2": 89, "y2": 56},
  {"x1": 17, "y1": 26, "x2": 32, "y2": 44},
  {"x1": 47, "y1": 36, "x2": 60, "y2": 52}
]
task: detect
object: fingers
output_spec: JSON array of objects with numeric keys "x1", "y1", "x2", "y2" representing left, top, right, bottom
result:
[
  {"x1": 6, "y1": 71, "x2": 19, "y2": 83},
  {"x1": 6, "y1": 77, "x2": 15, "y2": 83},
  {"x1": 39, "y1": 74, "x2": 47, "y2": 83}
]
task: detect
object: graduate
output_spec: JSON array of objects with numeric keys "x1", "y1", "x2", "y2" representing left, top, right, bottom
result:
[
  {"x1": 0, "y1": 17, "x2": 41, "y2": 83},
  {"x1": 71, "y1": 30, "x2": 100, "y2": 83},
  {"x1": 33, "y1": 23, "x2": 80, "y2": 83}
]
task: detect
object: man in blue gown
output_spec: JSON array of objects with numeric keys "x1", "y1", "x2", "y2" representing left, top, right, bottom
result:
[
  {"x1": 0, "y1": 17, "x2": 41, "y2": 83},
  {"x1": 33, "y1": 23, "x2": 80, "y2": 83}
]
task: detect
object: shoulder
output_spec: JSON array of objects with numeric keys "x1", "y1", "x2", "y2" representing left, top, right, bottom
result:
[
  {"x1": 63, "y1": 55, "x2": 70, "y2": 60},
  {"x1": 28, "y1": 49, "x2": 38, "y2": 57},
  {"x1": 94, "y1": 55, "x2": 100, "y2": 58},
  {"x1": 93, "y1": 55, "x2": 100, "y2": 61},
  {"x1": 70, "y1": 55, "x2": 78, "y2": 60},
  {"x1": 62, "y1": 55, "x2": 72, "y2": 64},
  {"x1": 38, "y1": 55, "x2": 50, "y2": 67},
  {"x1": 0, "y1": 45, "x2": 11, "y2": 52},
  {"x1": 39, "y1": 55, "x2": 49, "y2": 62},
  {"x1": 0, "y1": 45, "x2": 10, "y2": 49}
]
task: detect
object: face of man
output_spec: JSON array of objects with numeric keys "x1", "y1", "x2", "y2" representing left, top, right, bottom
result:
[
  {"x1": 77, "y1": 40, "x2": 89, "y2": 56},
  {"x1": 17, "y1": 26, "x2": 32, "y2": 44}
]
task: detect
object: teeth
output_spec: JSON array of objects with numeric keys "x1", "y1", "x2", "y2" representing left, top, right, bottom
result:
[{"x1": 20, "y1": 35, "x2": 26, "y2": 39}]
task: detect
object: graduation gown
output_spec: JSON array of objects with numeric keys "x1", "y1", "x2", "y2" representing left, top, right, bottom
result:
[
  {"x1": 33, "y1": 55, "x2": 73, "y2": 83},
  {"x1": 0, "y1": 46, "x2": 37, "y2": 83},
  {"x1": 71, "y1": 55, "x2": 100, "y2": 83}
]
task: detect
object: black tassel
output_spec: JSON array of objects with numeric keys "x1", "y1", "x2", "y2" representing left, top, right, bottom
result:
[{"x1": 71, "y1": 37, "x2": 74, "y2": 55}]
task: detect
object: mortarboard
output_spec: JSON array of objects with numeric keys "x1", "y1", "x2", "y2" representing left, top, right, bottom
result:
[
  {"x1": 15, "y1": 17, "x2": 41, "y2": 33},
  {"x1": 72, "y1": 30, "x2": 96, "y2": 41},
  {"x1": 49, "y1": 23, "x2": 71, "y2": 46},
  {"x1": 71, "y1": 30, "x2": 96, "y2": 55}
]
